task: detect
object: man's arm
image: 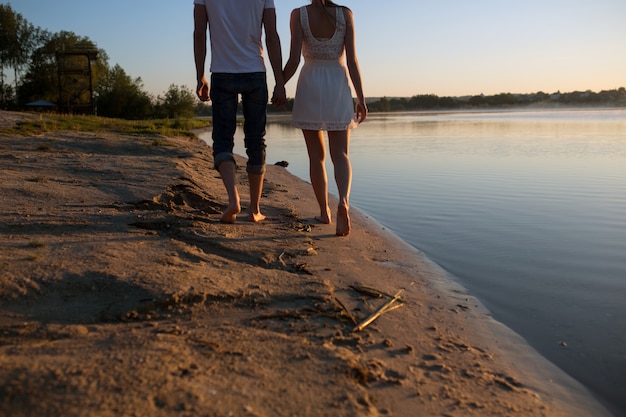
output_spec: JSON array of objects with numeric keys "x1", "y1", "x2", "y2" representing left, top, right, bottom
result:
[
  {"x1": 193, "y1": 4, "x2": 210, "y2": 102},
  {"x1": 263, "y1": 8, "x2": 286, "y2": 107}
]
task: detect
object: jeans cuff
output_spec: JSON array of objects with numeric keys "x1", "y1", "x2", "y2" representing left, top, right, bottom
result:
[
  {"x1": 214, "y1": 152, "x2": 236, "y2": 170},
  {"x1": 246, "y1": 162, "x2": 266, "y2": 175}
]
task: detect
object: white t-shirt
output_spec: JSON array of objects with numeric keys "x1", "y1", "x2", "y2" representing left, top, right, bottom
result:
[{"x1": 194, "y1": 0, "x2": 275, "y2": 73}]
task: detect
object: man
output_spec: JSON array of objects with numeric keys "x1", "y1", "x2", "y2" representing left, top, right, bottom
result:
[{"x1": 194, "y1": 0, "x2": 286, "y2": 223}]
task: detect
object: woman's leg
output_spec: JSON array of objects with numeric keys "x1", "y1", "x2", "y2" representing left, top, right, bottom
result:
[
  {"x1": 302, "y1": 129, "x2": 331, "y2": 224},
  {"x1": 328, "y1": 130, "x2": 352, "y2": 236}
]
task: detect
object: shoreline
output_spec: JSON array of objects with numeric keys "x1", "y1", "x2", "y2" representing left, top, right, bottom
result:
[
  {"x1": 348, "y1": 207, "x2": 616, "y2": 415},
  {"x1": 0, "y1": 111, "x2": 613, "y2": 416}
]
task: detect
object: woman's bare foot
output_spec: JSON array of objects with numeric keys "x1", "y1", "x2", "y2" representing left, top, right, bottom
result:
[
  {"x1": 314, "y1": 215, "x2": 331, "y2": 224},
  {"x1": 221, "y1": 203, "x2": 241, "y2": 224},
  {"x1": 315, "y1": 207, "x2": 332, "y2": 224},
  {"x1": 248, "y1": 211, "x2": 266, "y2": 223},
  {"x1": 336, "y1": 205, "x2": 350, "y2": 236}
]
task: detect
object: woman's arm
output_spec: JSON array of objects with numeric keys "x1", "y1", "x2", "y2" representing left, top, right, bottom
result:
[
  {"x1": 343, "y1": 8, "x2": 367, "y2": 123},
  {"x1": 263, "y1": 8, "x2": 287, "y2": 106},
  {"x1": 282, "y1": 8, "x2": 303, "y2": 85}
]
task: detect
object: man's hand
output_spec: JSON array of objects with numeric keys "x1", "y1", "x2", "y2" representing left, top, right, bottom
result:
[
  {"x1": 271, "y1": 84, "x2": 287, "y2": 108},
  {"x1": 196, "y1": 77, "x2": 210, "y2": 102}
]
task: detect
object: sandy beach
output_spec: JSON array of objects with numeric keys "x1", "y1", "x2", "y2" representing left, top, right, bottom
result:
[{"x1": 0, "y1": 110, "x2": 613, "y2": 416}]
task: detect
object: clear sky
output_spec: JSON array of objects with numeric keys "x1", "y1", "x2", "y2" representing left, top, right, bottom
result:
[{"x1": 5, "y1": 0, "x2": 626, "y2": 98}]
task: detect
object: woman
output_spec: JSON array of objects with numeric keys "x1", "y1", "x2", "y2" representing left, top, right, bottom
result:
[{"x1": 283, "y1": 0, "x2": 367, "y2": 236}]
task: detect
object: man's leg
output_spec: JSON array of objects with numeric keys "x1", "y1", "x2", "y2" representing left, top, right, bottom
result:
[
  {"x1": 217, "y1": 160, "x2": 240, "y2": 224},
  {"x1": 211, "y1": 73, "x2": 241, "y2": 223},
  {"x1": 241, "y1": 73, "x2": 269, "y2": 222},
  {"x1": 247, "y1": 172, "x2": 265, "y2": 222}
]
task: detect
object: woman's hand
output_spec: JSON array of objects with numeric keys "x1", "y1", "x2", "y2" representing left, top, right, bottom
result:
[{"x1": 355, "y1": 100, "x2": 368, "y2": 124}]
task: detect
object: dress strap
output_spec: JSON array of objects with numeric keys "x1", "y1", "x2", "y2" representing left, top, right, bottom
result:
[
  {"x1": 299, "y1": 6, "x2": 310, "y2": 38},
  {"x1": 335, "y1": 6, "x2": 344, "y2": 28}
]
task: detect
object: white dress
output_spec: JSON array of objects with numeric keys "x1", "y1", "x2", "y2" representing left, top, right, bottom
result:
[{"x1": 291, "y1": 6, "x2": 357, "y2": 131}]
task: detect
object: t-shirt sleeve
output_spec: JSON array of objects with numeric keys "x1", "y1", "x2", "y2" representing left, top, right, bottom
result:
[
  {"x1": 265, "y1": 0, "x2": 275, "y2": 9},
  {"x1": 193, "y1": 0, "x2": 203, "y2": 5}
]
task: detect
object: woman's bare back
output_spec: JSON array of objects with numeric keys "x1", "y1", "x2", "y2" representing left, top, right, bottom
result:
[{"x1": 305, "y1": 5, "x2": 339, "y2": 39}]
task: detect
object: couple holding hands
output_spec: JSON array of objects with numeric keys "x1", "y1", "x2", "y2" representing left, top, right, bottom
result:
[{"x1": 194, "y1": 0, "x2": 366, "y2": 236}]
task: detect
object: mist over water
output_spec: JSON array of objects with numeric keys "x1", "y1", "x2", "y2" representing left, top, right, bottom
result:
[{"x1": 202, "y1": 108, "x2": 626, "y2": 415}]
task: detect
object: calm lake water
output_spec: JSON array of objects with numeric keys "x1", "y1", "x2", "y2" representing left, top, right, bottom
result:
[{"x1": 201, "y1": 108, "x2": 626, "y2": 416}]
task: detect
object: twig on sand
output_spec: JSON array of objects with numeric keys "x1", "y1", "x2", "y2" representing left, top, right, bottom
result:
[
  {"x1": 334, "y1": 297, "x2": 357, "y2": 325},
  {"x1": 353, "y1": 290, "x2": 405, "y2": 332},
  {"x1": 278, "y1": 251, "x2": 286, "y2": 267},
  {"x1": 349, "y1": 284, "x2": 407, "y2": 304}
]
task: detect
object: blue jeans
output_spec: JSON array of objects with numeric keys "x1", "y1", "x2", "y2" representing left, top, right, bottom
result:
[{"x1": 210, "y1": 72, "x2": 268, "y2": 174}]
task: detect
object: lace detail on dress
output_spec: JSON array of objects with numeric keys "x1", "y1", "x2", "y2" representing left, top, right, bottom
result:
[
  {"x1": 300, "y1": 6, "x2": 346, "y2": 61},
  {"x1": 292, "y1": 120, "x2": 357, "y2": 131}
]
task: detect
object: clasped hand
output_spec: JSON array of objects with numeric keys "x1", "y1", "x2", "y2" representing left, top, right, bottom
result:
[
  {"x1": 196, "y1": 78, "x2": 210, "y2": 102},
  {"x1": 271, "y1": 84, "x2": 287, "y2": 108}
]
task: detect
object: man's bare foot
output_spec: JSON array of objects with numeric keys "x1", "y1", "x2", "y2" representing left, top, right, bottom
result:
[
  {"x1": 336, "y1": 205, "x2": 350, "y2": 236},
  {"x1": 315, "y1": 207, "x2": 332, "y2": 224},
  {"x1": 221, "y1": 203, "x2": 241, "y2": 224},
  {"x1": 248, "y1": 211, "x2": 266, "y2": 223}
]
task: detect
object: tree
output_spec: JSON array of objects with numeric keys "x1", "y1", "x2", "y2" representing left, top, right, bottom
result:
[
  {"x1": 0, "y1": 82, "x2": 14, "y2": 109},
  {"x1": 0, "y1": 4, "x2": 40, "y2": 107},
  {"x1": 155, "y1": 84, "x2": 197, "y2": 119},
  {"x1": 409, "y1": 94, "x2": 445, "y2": 109},
  {"x1": 489, "y1": 93, "x2": 517, "y2": 106},
  {"x1": 96, "y1": 64, "x2": 152, "y2": 119},
  {"x1": 378, "y1": 97, "x2": 391, "y2": 112},
  {"x1": 468, "y1": 94, "x2": 487, "y2": 107}
]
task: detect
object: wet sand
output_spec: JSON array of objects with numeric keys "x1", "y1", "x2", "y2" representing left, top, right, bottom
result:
[{"x1": 0, "y1": 110, "x2": 613, "y2": 416}]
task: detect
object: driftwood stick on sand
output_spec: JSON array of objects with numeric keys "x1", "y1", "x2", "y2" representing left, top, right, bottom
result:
[
  {"x1": 350, "y1": 284, "x2": 407, "y2": 304},
  {"x1": 278, "y1": 251, "x2": 287, "y2": 267},
  {"x1": 334, "y1": 297, "x2": 357, "y2": 325},
  {"x1": 353, "y1": 290, "x2": 405, "y2": 332}
]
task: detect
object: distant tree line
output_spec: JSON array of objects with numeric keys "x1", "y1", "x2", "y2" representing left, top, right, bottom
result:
[
  {"x1": 0, "y1": 4, "x2": 203, "y2": 119},
  {"x1": 265, "y1": 88, "x2": 626, "y2": 115},
  {"x1": 363, "y1": 89, "x2": 626, "y2": 112}
]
